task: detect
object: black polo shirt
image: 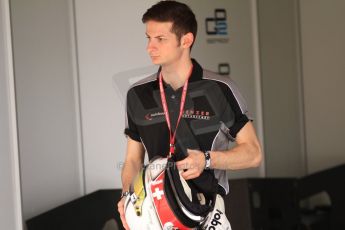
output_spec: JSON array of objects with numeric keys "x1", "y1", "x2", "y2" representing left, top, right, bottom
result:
[{"x1": 124, "y1": 59, "x2": 251, "y2": 194}]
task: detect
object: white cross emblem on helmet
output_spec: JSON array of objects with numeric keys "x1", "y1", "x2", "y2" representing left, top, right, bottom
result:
[{"x1": 152, "y1": 187, "x2": 164, "y2": 200}]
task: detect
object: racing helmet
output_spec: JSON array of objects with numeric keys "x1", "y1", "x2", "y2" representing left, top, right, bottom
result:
[{"x1": 124, "y1": 157, "x2": 218, "y2": 230}]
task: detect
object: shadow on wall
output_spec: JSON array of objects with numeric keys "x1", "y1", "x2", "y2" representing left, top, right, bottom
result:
[{"x1": 112, "y1": 65, "x2": 158, "y2": 107}]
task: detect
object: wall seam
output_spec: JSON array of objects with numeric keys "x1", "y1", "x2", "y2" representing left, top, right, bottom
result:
[
  {"x1": 295, "y1": 0, "x2": 308, "y2": 176},
  {"x1": 1, "y1": 0, "x2": 24, "y2": 228},
  {"x1": 251, "y1": 0, "x2": 266, "y2": 177},
  {"x1": 69, "y1": 0, "x2": 86, "y2": 195}
]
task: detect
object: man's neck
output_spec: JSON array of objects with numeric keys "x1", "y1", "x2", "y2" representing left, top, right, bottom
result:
[{"x1": 161, "y1": 58, "x2": 193, "y2": 90}]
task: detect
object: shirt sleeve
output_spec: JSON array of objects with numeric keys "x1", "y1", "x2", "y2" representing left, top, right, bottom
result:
[
  {"x1": 220, "y1": 78, "x2": 252, "y2": 139},
  {"x1": 124, "y1": 90, "x2": 141, "y2": 142}
]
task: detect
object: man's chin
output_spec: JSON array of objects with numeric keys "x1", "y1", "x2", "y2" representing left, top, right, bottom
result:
[{"x1": 151, "y1": 58, "x2": 162, "y2": 65}]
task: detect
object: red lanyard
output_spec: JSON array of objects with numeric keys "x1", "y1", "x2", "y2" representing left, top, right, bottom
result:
[{"x1": 159, "y1": 65, "x2": 193, "y2": 157}]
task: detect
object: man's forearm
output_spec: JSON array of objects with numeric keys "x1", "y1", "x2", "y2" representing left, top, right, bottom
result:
[
  {"x1": 209, "y1": 121, "x2": 262, "y2": 171},
  {"x1": 121, "y1": 160, "x2": 142, "y2": 191},
  {"x1": 210, "y1": 141, "x2": 262, "y2": 170}
]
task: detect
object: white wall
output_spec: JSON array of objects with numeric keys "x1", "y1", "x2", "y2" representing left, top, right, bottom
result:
[
  {"x1": 299, "y1": 0, "x2": 345, "y2": 173},
  {"x1": 0, "y1": 0, "x2": 23, "y2": 229},
  {"x1": 74, "y1": 0, "x2": 158, "y2": 193},
  {"x1": 10, "y1": 0, "x2": 82, "y2": 219}
]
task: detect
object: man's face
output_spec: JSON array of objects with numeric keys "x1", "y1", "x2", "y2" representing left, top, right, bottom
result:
[{"x1": 145, "y1": 20, "x2": 183, "y2": 66}]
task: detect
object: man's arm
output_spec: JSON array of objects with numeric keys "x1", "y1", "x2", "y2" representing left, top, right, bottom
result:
[
  {"x1": 176, "y1": 122, "x2": 262, "y2": 180},
  {"x1": 117, "y1": 137, "x2": 145, "y2": 230},
  {"x1": 121, "y1": 137, "x2": 145, "y2": 191}
]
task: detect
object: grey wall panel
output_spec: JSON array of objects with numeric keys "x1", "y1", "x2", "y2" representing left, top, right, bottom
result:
[
  {"x1": 257, "y1": 0, "x2": 305, "y2": 177},
  {"x1": 299, "y1": 0, "x2": 345, "y2": 173},
  {"x1": 10, "y1": 0, "x2": 82, "y2": 219}
]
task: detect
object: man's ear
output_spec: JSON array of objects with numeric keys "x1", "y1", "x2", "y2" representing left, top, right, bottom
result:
[{"x1": 181, "y1": 32, "x2": 194, "y2": 49}]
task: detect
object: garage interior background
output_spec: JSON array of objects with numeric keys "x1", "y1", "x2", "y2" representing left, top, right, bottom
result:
[{"x1": 1, "y1": 0, "x2": 344, "y2": 229}]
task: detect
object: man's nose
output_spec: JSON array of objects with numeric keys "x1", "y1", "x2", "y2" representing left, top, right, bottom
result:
[{"x1": 146, "y1": 40, "x2": 156, "y2": 52}]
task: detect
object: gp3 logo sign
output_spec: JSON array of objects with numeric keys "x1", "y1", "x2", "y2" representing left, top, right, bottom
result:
[{"x1": 206, "y1": 9, "x2": 228, "y2": 35}]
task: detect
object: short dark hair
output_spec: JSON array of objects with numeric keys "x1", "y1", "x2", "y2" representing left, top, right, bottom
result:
[{"x1": 142, "y1": 0, "x2": 197, "y2": 48}]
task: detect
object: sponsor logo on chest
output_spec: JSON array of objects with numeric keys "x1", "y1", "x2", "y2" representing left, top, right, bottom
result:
[{"x1": 145, "y1": 109, "x2": 211, "y2": 121}]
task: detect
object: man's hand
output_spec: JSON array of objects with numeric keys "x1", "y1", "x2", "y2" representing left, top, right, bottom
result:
[
  {"x1": 118, "y1": 137, "x2": 145, "y2": 229},
  {"x1": 117, "y1": 197, "x2": 130, "y2": 230},
  {"x1": 176, "y1": 149, "x2": 206, "y2": 180}
]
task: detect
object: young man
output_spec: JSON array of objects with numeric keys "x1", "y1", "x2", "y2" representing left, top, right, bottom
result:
[{"x1": 118, "y1": 1, "x2": 262, "y2": 229}]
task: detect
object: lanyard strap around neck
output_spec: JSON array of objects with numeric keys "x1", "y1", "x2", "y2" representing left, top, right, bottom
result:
[{"x1": 159, "y1": 65, "x2": 193, "y2": 157}]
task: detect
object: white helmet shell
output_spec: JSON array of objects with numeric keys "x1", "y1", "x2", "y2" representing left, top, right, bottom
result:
[
  {"x1": 124, "y1": 157, "x2": 214, "y2": 230},
  {"x1": 124, "y1": 190, "x2": 162, "y2": 230}
]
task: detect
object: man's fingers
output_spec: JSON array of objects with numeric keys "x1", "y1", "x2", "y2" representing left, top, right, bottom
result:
[
  {"x1": 176, "y1": 159, "x2": 188, "y2": 170},
  {"x1": 181, "y1": 170, "x2": 193, "y2": 179},
  {"x1": 181, "y1": 168, "x2": 199, "y2": 180},
  {"x1": 120, "y1": 215, "x2": 130, "y2": 230},
  {"x1": 120, "y1": 216, "x2": 130, "y2": 230},
  {"x1": 117, "y1": 199, "x2": 130, "y2": 230}
]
